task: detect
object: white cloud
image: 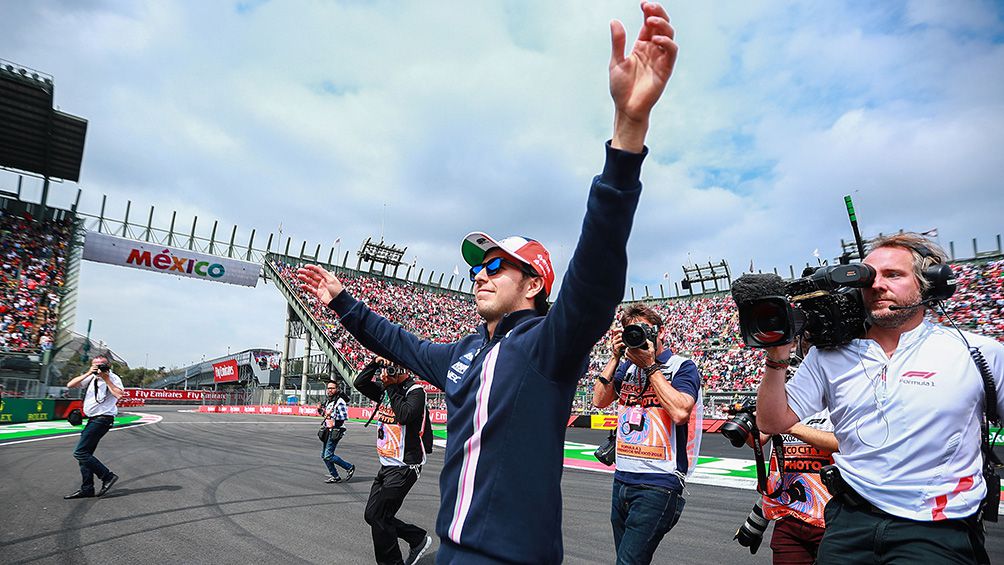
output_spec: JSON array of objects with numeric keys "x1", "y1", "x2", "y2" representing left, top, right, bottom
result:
[{"x1": 3, "y1": 0, "x2": 1002, "y2": 368}]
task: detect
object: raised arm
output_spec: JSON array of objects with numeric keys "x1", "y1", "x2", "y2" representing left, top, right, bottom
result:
[
  {"x1": 758, "y1": 345, "x2": 815, "y2": 434},
  {"x1": 297, "y1": 264, "x2": 455, "y2": 390},
  {"x1": 353, "y1": 361, "x2": 385, "y2": 403},
  {"x1": 533, "y1": 3, "x2": 678, "y2": 380},
  {"x1": 67, "y1": 359, "x2": 100, "y2": 388},
  {"x1": 609, "y1": 2, "x2": 677, "y2": 153}
]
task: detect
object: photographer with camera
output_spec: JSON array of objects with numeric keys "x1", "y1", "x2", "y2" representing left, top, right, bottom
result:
[
  {"x1": 731, "y1": 410, "x2": 838, "y2": 564},
  {"x1": 318, "y1": 380, "x2": 355, "y2": 484},
  {"x1": 592, "y1": 305, "x2": 702, "y2": 564},
  {"x1": 727, "y1": 343, "x2": 839, "y2": 564},
  {"x1": 353, "y1": 357, "x2": 434, "y2": 565},
  {"x1": 63, "y1": 356, "x2": 123, "y2": 499},
  {"x1": 756, "y1": 234, "x2": 1004, "y2": 564},
  {"x1": 297, "y1": 4, "x2": 679, "y2": 562}
]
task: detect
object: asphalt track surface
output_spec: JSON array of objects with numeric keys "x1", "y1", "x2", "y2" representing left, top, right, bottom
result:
[{"x1": 1, "y1": 405, "x2": 1000, "y2": 565}]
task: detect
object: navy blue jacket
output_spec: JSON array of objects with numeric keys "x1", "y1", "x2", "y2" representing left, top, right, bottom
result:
[{"x1": 329, "y1": 142, "x2": 646, "y2": 564}]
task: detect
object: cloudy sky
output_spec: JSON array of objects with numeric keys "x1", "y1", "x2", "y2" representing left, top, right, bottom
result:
[{"x1": 3, "y1": 1, "x2": 1003, "y2": 370}]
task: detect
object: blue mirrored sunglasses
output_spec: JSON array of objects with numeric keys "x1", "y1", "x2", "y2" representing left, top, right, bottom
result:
[{"x1": 469, "y1": 256, "x2": 535, "y2": 281}]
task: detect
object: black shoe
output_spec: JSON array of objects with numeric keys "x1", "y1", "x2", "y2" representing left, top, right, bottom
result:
[
  {"x1": 64, "y1": 490, "x2": 95, "y2": 499},
  {"x1": 345, "y1": 465, "x2": 355, "y2": 482},
  {"x1": 98, "y1": 474, "x2": 119, "y2": 497},
  {"x1": 406, "y1": 535, "x2": 432, "y2": 565}
]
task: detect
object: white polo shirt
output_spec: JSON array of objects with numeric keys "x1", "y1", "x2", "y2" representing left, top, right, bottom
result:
[
  {"x1": 786, "y1": 320, "x2": 1004, "y2": 521},
  {"x1": 81, "y1": 373, "x2": 124, "y2": 417}
]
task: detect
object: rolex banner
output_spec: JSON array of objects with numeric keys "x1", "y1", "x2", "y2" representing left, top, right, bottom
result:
[{"x1": 82, "y1": 232, "x2": 260, "y2": 287}]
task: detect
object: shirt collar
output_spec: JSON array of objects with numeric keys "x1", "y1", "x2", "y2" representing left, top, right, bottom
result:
[{"x1": 477, "y1": 309, "x2": 539, "y2": 341}]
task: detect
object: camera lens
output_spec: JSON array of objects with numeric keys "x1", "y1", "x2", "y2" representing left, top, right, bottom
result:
[
  {"x1": 622, "y1": 324, "x2": 649, "y2": 349},
  {"x1": 734, "y1": 500, "x2": 768, "y2": 554},
  {"x1": 721, "y1": 413, "x2": 754, "y2": 448}
]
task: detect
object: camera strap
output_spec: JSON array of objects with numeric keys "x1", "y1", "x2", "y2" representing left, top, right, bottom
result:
[
  {"x1": 750, "y1": 421, "x2": 798, "y2": 500},
  {"x1": 364, "y1": 393, "x2": 384, "y2": 428}
]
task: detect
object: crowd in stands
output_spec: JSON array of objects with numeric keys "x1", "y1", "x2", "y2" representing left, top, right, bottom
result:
[
  {"x1": 935, "y1": 259, "x2": 1004, "y2": 340},
  {"x1": 274, "y1": 260, "x2": 478, "y2": 371},
  {"x1": 0, "y1": 211, "x2": 74, "y2": 353},
  {"x1": 273, "y1": 257, "x2": 1004, "y2": 413}
]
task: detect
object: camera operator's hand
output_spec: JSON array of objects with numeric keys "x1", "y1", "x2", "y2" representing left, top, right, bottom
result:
[
  {"x1": 89, "y1": 359, "x2": 101, "y2": 375},
  {"x1": 765, "y1": 344, "x2": 791, "y2": 364},
  {"x1": 609, "y1": 329, "x2": 626, "y2": 359},
  {"x1": 625, "y1": 341, "x2": 656, "y2": 369},
  {"x1": 296, "y1": 264, "x2": 345, "y2": 304}
]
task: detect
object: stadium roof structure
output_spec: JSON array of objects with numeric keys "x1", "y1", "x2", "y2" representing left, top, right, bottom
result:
[{"x1": 0, "y1": 60, "x2": 87, "y2": 183}]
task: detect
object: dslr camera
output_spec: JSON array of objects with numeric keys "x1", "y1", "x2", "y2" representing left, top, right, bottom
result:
[
  {"x1": 734, "y1": 499, "x2": 769, "y2": 554},
  {"x1": 622, "y1": 323, "x2": 659, "y2": 350},
  {"x1": 97, "y1": 363, "x2": 111, "y2": 372},
  {"x1": 378, "y1": 362, "x2": 400, "y2": 376},
  {"x1": 731, "y1": 264, "x2": 875, "y2": 349},
  {"x1": 721, "y1": 400, "x2": 757, "y2": 448}
]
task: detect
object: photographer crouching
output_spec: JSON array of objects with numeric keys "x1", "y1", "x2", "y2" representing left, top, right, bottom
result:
[
  {"x1": 63, "y1": 356, "x2": 123, "y2": 499},
  {"x1": 592, "y1": 305, "x2": 703, "y2": 565},
  {"x1": 353, "y1": 357, "x2": 433, "y2": 565},
  {"x1": 753, "y1": 234, "x2": 1004, "y2": 564}
]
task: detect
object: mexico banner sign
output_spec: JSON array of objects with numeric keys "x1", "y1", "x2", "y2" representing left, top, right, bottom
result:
[{"x1": 82, "y1": 232, "x2": 261, "y2": 287}]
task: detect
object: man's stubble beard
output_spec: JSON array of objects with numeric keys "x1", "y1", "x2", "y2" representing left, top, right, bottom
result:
[
  {"x1": 475, "y1": 282, "x2": 530, "y2": 326},
  {"x1": 867, "y1": 288, "x2": 924, "y2": 329}
]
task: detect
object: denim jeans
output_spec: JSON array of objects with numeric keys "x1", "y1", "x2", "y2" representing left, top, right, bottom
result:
[
  {"x1": 611, "y1": 479, "x2": 686, "y2": 565},
  {"x1": 73, "y1": 416, "x2": 114, "y2": 494},
  {"x1": 322, "y1": 430, "x2": 352, "y2": 477}
]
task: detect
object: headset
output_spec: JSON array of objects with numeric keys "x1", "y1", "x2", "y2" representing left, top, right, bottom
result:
[{"x1": 903, "y1": 241, "x2": 957, "y2": 302}]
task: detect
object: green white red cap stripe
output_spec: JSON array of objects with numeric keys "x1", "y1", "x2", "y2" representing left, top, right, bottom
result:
[{"x1": 461, "y1": 232, "x2": 554, "y2": 295}]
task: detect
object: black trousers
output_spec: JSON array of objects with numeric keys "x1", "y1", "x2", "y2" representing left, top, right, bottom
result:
[
  {"x1": 364, "y1": 465, "x2": 426, "y2": 565},
  {"x1": 816, "y1": 498, "x2": 980, "y2": 565},
  {"x1": 73, "y1": 415, "x2": 114, "y2": 493}
]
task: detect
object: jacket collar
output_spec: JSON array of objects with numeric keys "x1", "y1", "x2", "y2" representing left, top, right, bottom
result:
[{"x1": 477, "y1": 309, "x2": 539, "y2": 341}]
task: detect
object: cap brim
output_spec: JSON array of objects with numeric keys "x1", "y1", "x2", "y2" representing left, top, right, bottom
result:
[{"x1": 462, "y1": 232, "x2": 504, "y2": 267}]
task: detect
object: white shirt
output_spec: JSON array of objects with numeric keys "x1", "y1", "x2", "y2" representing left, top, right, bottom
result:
[
  {"x1": 82, "y1": 372, "x2": 123, "y2": 417},
  {"x1": 786, "y1": 320, "x2": 1004, "y2": 521}
]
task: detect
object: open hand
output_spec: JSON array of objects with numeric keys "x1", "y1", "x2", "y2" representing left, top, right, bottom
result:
[
  {"x1": 609, "y1": 2, "x2": 677, "y2": 151},
  {"x1": 296, "y1": 264, "x2": 344, "y2": 304}
]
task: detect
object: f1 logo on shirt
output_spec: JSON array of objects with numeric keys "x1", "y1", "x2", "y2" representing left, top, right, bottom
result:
[{"x1": 900, "y1": 371, "x2": 937, "y2": 387}]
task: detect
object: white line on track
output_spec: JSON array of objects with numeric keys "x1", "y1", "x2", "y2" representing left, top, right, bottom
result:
[
  {"x1": 0, "y1": 412, "x2": 163, "y2": 447},
  {"x1": 157, "y1": 421, "x2": 321, "y2": 424}
]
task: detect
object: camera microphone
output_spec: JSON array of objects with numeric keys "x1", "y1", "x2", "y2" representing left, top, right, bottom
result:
[
  {"x1": 888, "y1": 298, "x2": 937, "y2": 311},
  {"x1": 731, "y1": 273, "x2": 786, "y2": 304}
]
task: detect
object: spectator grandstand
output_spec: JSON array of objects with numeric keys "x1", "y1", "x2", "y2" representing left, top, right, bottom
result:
[
  {"x1": 0, "y1": 210, "x2": 74, "y2": 353},
  {"x1": 272, "y1": 257, "x2": 1004, "y2": 414},
  {"x1": 274, "y1": 260, "x2": 478, "y2": 371}
]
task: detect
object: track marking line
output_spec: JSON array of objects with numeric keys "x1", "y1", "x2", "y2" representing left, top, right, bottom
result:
[{"x1": 0, "y1": 412, "x2": 163, "y2": 446}]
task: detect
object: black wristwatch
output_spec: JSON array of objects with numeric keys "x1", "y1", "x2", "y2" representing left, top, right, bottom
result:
[{"x1": 596, "y1": 375, "x2": 611, "y2": 385}]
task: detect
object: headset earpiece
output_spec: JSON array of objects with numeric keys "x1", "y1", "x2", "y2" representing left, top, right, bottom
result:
[
  {"x1": 906, "y1": 242, "x2": 956, "y2": 302},
  {"x1": 922, "y1": 263, "x2": 957, "y2": 301}
]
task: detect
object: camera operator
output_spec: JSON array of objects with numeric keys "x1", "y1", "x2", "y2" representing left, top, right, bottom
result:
[
  {"x1": 757, "y1": 233, "x2": 1004, "y2": 563},
  {"x1": 353, "y1": 357, "x2": 433, "y2": 565},
  {"x1": 592, "y1": 305, "x2": 702, "y2": 564},
  {"x1": 318, "y1": 380, "x2": 355, "y2": 484},
  {"x1": 63, "y1": 356, "x2": 123, "y2": 499},
  {"x1": 297, "y1": 4, "x2": 679, "y2": 562}
]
